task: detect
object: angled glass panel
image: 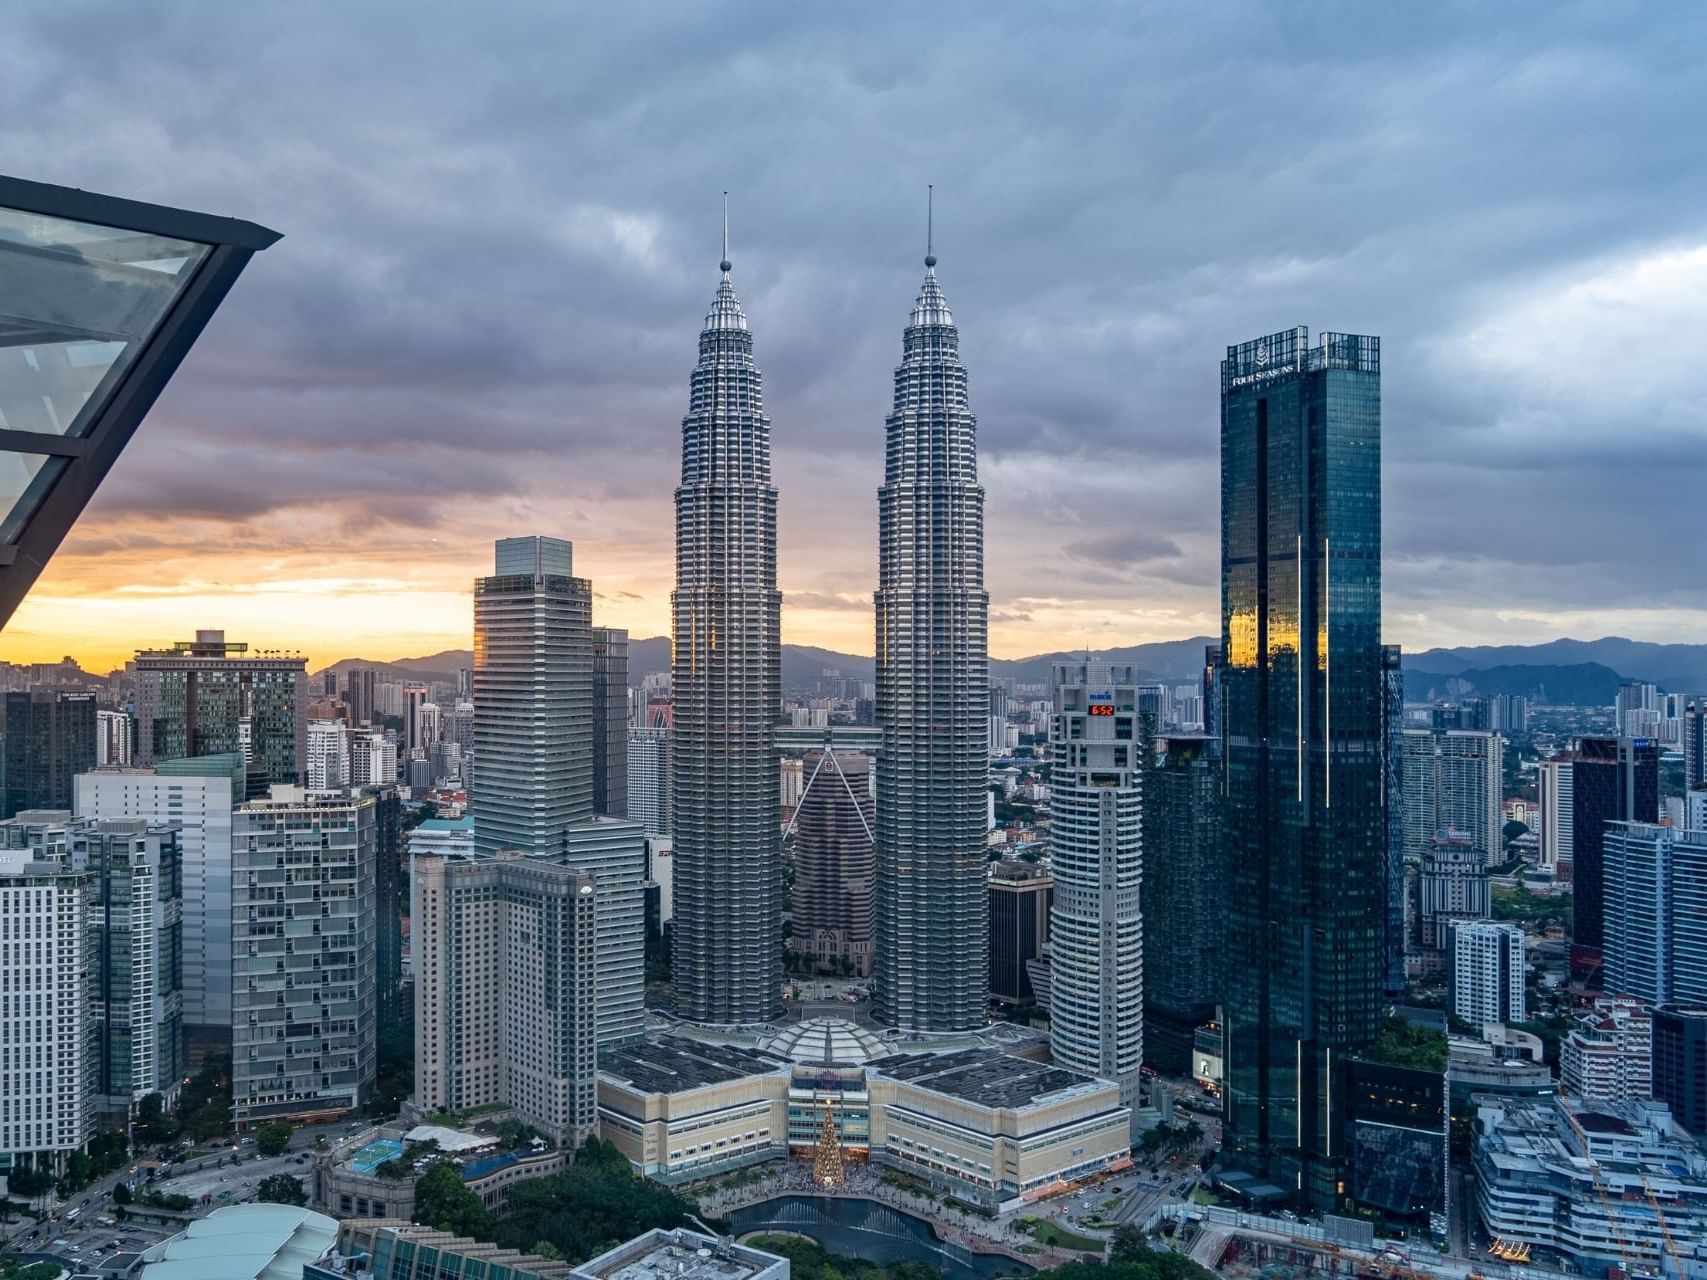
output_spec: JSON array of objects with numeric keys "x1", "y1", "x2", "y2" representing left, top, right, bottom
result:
[
  {"x1": 0, "y1": 450, "x2": 69, "y2": 543},
  {"x1": 0, "y1": 206, "x2": 211, "y2": 438}
]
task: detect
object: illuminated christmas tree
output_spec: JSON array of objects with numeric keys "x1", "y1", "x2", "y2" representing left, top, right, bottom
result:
[{"x1": 810, "y1": 1098, "x2": 845, "y2": 1187}]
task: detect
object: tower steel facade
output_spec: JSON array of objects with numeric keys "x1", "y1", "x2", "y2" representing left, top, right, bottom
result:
[
  {"x1": 874, "y1": 233, "x2": 990, "y2": 1031},
  {"x1": 670, "y1": 236, "x2": 783, "y2": 1024},
  {"x1": 1218, "y1": 326, "x2": 1385, "y2": 1210}
]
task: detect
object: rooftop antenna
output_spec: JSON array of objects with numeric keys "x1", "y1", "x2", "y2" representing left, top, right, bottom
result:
[
  {"x1": 720, "y1": 192, "x2": 731, "y2": 275},
  {"x1": 925, "y1": 184, "x2": 936, "y2": 269}
]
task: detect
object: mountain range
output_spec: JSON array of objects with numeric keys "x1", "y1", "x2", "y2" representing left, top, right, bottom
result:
[{"x1": 316, "y1": 635, "x2": 1707, "y2": 704}]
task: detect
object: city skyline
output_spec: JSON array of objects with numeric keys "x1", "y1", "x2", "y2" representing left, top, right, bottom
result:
[{"x1": 4, "y1": 6, "x2": 1706, "y2": 669}]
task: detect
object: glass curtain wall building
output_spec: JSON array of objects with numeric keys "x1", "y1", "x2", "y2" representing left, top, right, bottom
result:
[
  {"x1": 0, "y1": 175, "x2": 277, "y2": 627},
  {"x1": 874, "y1": 242, "x2": 990, "y2": 1032},
  {"x1": 670, "y1": 241, "x2": 783, "y2": 1024},
  {"x1": 1218, "y1": 326, "x2": 1385, "y2": 1209}
]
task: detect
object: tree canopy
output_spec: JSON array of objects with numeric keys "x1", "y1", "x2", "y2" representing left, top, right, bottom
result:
[
  {"x1": 256, "y1": 1173, "x2": 307, "y2": 1207},
  {"x1": 490, "y1": 1138, "x2": 695, "y2": 1263},
  {"x1": 414, "y1": 1161, "x2": 493, "y2": 1239}
]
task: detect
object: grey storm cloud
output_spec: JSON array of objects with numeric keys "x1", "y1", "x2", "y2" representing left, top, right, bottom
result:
[{"x1": 6, "y1": 0, "x2": 1707, "y2": 641}]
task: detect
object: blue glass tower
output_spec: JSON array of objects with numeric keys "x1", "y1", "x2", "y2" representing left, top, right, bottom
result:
[{"x1": 1217, "y1": 326, "x2": 1385, "y2": 1210}]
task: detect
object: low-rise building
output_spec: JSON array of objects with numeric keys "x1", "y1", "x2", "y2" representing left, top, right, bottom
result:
[
  {"x1": 313, "y1": 1124, "x2": 567, "y2": 1221},
  {"x1": 573, "y1": 1228, "x2": 789, "y2": 1280},
  {"x1": 597, "y1": 1021, "x2": 1131, "y2": 1210},
  {"x1": 1474, "y1": 1095, "x2": 1707, "y2": 1275},
  {"x1": 308, "y1": 1218, "x2": 573, "y2": 1280}
]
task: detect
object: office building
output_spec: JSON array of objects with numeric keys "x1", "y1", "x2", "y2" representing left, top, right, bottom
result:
[
  {"x1": 789, "y1": 750, "x2": 875, "y2": 977},
  {"x1": 1416, "y1": 833, "x2": 1491, "y2": 953},
  {"x1": 1685, "y1": 702, "x2": 1706, "y2": 790},
  {"x1": 989, "y1": 861, "x2": 1051, "y2": 1006},
  {"x1": 1402, "y1": 729, "x2": 1503, "y2": 862},
  {"x1": 367, "y1": 784, "x2": 405, "y2": 1030},
  {"x1": 134, "y1": 630, "x2": 307, "y2": 785},
  {"x1": 232, "y1": 793, "x2": 377, "y2": 1125},
  {"x1": 1474, "y1": 1095, "x2": 1707, "y2": 1277},
  {"x1": 1602, "y1": 821, "x2": 1707, "y2": 1008},
  {"x1": 412, "y1": 851, "x2": 599, "y2": 1146},
  {"x1": 343, "y1": 668, "x2": 377, "y2": 728},
  {"x1": 1344, "y1": 1057, "x2": 1447, "y2": 1232},
  {"x1": 1218, "y1": 326, "x2": 1385, "y2": 1208},
  {"x1": 1448, "y1": 920, "x2": 1525, "y2": 1025},
  {"x1": 0, "y1": 176, "x2": 277, "y2": 629},
  {"x1": 1572, "y1": 735, "x2": 1659, "y2": 979},
  {"x1": 310, "y1": 1220, "x2": 578, "y2": 1280},
  {"x1": 1560, "y1": 995, "x2": 1651, "y2": 1104},
  {"x1": 76, "y1": 755, "x2": 241, "y2": 1057},
  {"x1": 472, "y1": 537, "x2": 593, "y2": 855},
  {"x1": 402, "y1": 684, "x2": 428, "y2": 757},
  {"x1": 626, "y1": 726, "x2": 672, "y2": 837},
  {"x1": 1143, "y1": 733, "x2": 1223, "y2": 1074},
  {"x1": 1536, "y1": 753, "x2": 1573, "y2": 875},
  {"x1": 95, "y1": 709, "x2": 133, "y2": 768},
  {"x1": 874, "y1": 238, "x2": 989, "y2": 1033},
  {"x1": 670, "y1": 237, "x2": 783, "y2": 1025},
  {"x1": 592, "y1": 626, "x2": 628, "y2": 818},
  {"x1": 1047, "y1": 662, "x2": 1143, "y2": 1119},
  {"x1": 2, "y1": 688, "x2": 95, "y2": 816},
  {"x1": 0, "y1": 857, "x2": 93, "y2": 1176},
  {"x1": 1653, "y1": 1006, "x2": 1707, "y2": 1137},
  {"x1": 72, "y1": 818, "x2": 184, "y2": 1116}
]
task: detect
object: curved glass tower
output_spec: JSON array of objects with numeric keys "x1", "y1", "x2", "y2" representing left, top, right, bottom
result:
[
  {"x1": 874, "y1": 246, "x2": 989, "y2": 1031},
  {"x1": 671, "y1": 246, "x2": 783, "y2": 1024}
]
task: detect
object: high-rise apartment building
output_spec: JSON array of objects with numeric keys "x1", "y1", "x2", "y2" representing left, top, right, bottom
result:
[
  {"x1": 1048, "y1": 662, "x2": 1144, "y2": 1122},
  {"x1": 0, "y1": 857, "x2": 93, "y2": 1175},
  {"x1": 412, "y1": 851, "x2": 599, "y2": 1145},
  {"x1": 343, "y1": 668, "x2": 377, "y2": 728},
  {"x1": 72, "y1": 818, "x2": 184, "y2": 1116},
  {"x1": 592, "y1": 627, "x2": 629, "y2": 819},
  {"x1": 1143, "y1": 733, "x2": 1223, "y2": 1075},
  {"x1": 1572, "y1": 735, "x2": 1659, "y2": 979},
  {"x1": 1447, "y1": 920, "x2": 1525, "y2": 1025},
  {"x1": 1560, "y1": 995, "x2": 1652, "y2": 1104},
  {"x1": 1537, "y1": 754, "x2": 1574, "y2": 876},
  {"x1": 1602, "y1": 821, "x2": 1707, "y2": 1008},
  {"x1": 989, "y1": 861, "x2": 1052, "y2": 1006},
  {"x1": 874, "y1": 241, "x2": 989, "y2": 1033},
  {"x1": 76, "y1": 755, "x2": 241, "y2": 1057},
  {"x1": 472, "y1": 537, "x2": 593, "y2": 855},
  {"x1": 1402, "y1": 729, "x2": 1504, "y2": 862},
  {"x1": 231, "y1": 793, "x2": 377, "y2": 1125},
  {"x1": 95, "y1": 709, "x2": 134, "y2": 768},
  {"x1": 2, "y1": 689, "x2": 96, "y2": 817},
  {"x1": 133, "y1": 631, "x2": 307, "y2": 785},
  {"x1": 626, "y1": 727, "x2": 672, "y2": 838},
  {"x1": 789, "y1": 750, "x2": 875, "y2": 978},
  {"x1": 1218, "y1": 326, "x2": 1385, "y2": 1209},
  {"x1": 1381, "y1": 644, "x2": 1405, "y2": 997},
  {"x1": 306, "y1": 719, "x2": 350, "y2": 790},
  {"x1": 403, "y1": 685, "x2": 429, "y2": 758},
  {"x1": 670, "y1": 242, "x2": 782, "y2": 1025}
]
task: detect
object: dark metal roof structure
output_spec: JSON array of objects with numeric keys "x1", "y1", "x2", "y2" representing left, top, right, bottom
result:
[{"x1": 0, "y1": 174, "x2": 280, "y2": 628}]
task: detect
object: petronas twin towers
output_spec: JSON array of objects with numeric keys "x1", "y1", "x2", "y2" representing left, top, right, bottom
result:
[{"x1": 672, "y1": 211, "x2": 988, "y2": 1030}]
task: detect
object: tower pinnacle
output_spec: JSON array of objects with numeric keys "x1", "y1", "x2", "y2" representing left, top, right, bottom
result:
[
  {"x1": 925, "y1": 184, "x2": 936, "y2": 269},
  {"x1": 720, "y1": 192, "x2": 731, "y2": 274}
]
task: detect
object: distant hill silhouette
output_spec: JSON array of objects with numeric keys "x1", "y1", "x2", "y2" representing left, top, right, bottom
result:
[{"x1": 313, "y1": 634, "x2": 1707, "y2": 705}]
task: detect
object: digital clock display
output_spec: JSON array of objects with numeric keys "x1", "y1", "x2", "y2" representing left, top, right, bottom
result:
[{"x1": 1088, "y1": 704, "x2": 1115, "y2": 717}]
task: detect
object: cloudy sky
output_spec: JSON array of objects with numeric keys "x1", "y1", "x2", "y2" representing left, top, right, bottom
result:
[{"x1": 3, "y1": 1, "x2": 1705, "y2": 671}]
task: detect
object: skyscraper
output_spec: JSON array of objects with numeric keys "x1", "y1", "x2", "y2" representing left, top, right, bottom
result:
[
  {"x1": 626, "y1": 726, "x2": 672, "y2": 838},
  {"x1": 1571, "y1": 735, "x2": 1659, "y2": 981},
  {"x1": 1537, "y1": 753, "x2": 1574, "y2": 877},
  {"x1": 1218, "y1": 326, "x2": 1385, "y2": 1209},
  {"x1": 2, "y1": 688, "x2": 95, "y2": 817},
  {"x1": 874, "y1": 227, "x2": 989, "y2": 1032},
  {"x1": 133, "y1": 630, "x2": 307, "y2": 785},
  {"x1": 670, "y1": 228, "x2": 782, "y2": 1024},
  {"x1": 1602, "y1": 821, "x2": 1707, "y2": 1008},
  {"x1": 1685, "y1": 702, "x2": 1706, "y2": 791},
  {"x1": 1143, "y1": 733, "x2": 1223, "y2": 1075},
  {"x1": 789, "y1": 750, "x2": 875, "y2": 978},
  {"x1": 1048, "y1": 662, "x2": 1144, "y2": 1121},
  {"x1": 471, "y1": 537, "x2": 593, "y2": 856},
  {"x1": 1401, "y1": 729, "x2": 1503, "y2": 861},
  {"x1": 592, "y1": 626, "x2": 629, "y2": 818}
]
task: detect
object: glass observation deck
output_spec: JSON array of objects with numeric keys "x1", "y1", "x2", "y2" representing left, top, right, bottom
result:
[{"x1": 0, "y1": 175, "x2": 279, "y2": 627}]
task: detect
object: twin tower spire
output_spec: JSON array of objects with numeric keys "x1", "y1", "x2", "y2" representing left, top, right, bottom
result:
[{"x1": 670, "y1": 193, "x2": 989, "y2": 1031}]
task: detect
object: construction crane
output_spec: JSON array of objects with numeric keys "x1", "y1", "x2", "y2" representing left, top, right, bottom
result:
[
  {"x1": 1556, "y1": 1086, "x2": 1646, "y2": 1276},
  {"x1": 1639, "y1": 1173, "x2": 1689, "y2": 1279}
]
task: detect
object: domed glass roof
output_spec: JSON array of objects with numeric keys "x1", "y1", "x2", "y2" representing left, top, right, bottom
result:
[{"x1": 762, "y1": 1017, "x2": 892, "y2": 1065}]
